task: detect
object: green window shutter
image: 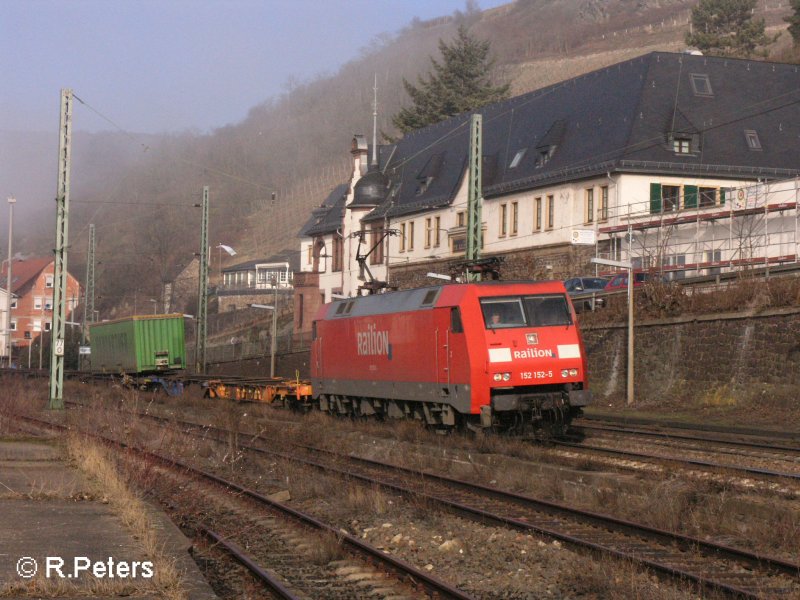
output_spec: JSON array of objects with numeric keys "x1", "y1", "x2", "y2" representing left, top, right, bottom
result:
[
  {"x1": 684, "y1": 185, "x2": 698, "y2": 209},
  {"x1": 720, "y1": 188, "x2": 727, "y2": 205},
  {"x1": 650, "y1": 183, "x2": 662, "y2": 214}
]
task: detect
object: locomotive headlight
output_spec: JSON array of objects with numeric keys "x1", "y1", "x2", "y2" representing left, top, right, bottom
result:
[
  {"x1": 561, "y1": 369, "x2": 569, "y2": 377},
  {"x1": 502, "y1": 372, "x2": 511, "y2": 381},
  {"x1": 493, "y1": 373, "x2": 502, "y2": 381},
  {"x1": 569, "y1": 368, "x2": 578, "y2": 377}
]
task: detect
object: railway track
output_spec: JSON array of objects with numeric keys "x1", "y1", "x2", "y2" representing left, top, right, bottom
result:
[
  {"x1": 16, "y1": 414, "x2": 475, "y2": 600},
  {"x1": 198, "y1": 527, "x2": 300, "y2": 600},
  {"x1": 83, "y1": 402, "x2": 800, "y2": 600},
  {"x1": 561, "y1": 422, "x2": 800, "y2": 484},
  {"x1": 578, "y1": 415, "x2": 800, "y2": 444}
]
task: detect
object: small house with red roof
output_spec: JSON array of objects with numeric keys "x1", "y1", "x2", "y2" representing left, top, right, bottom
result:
[{"x1": 1, "y1": 257, "x2": 81, "y2": 353}]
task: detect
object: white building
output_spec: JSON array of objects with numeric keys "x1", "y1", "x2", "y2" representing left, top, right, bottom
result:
[{"x1": 297, "y1": 52, "x2": 800, "y2": 329}]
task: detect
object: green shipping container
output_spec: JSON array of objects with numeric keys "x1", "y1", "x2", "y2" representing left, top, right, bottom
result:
[{"x1": 89, "y1": 314, "x2": 186, "y2": 374}]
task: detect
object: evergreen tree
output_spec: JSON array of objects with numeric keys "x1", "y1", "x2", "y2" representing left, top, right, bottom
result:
[
  {"x1": 685, "y1": 0, "x2": 773, "y2": 57},
  {"x1": 392, "y1": 26, "x2": 510, "y2": 134},
  {"x1": 785, "y1": 0, "x2": 800, "y2": 47}
]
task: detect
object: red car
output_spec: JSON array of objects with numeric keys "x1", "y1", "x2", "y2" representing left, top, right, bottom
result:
[{"x1": 604, "y1": 271, "x2": 663, "y2": 291}]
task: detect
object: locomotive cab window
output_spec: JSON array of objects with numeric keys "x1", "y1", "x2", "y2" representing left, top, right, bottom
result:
[
  {"x1": 481, "y1": 295, "x2": 572, "y2": 328},
  {"x1": 481, "y1": 298, "x2": 526, "y2": 328},
  {"x1": 523, "y1": 295, "x2": 572, "y2": 327}
]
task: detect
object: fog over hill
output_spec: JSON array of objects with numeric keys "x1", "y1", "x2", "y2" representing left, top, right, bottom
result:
[{"x1": 1, "y1": 0, "x2": 793, "y2": 316}]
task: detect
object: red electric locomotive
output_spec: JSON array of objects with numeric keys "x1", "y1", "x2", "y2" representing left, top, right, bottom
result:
[{"x1": 309, "y1": 280, "x2": 592, "y2": 437}]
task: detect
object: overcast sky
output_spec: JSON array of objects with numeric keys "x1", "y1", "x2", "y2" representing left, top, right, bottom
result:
[{"x1": 3, "y1": 0, "x2": 506, "y2": 135}]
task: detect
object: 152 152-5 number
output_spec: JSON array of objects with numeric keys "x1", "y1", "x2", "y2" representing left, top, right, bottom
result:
[{"x1": 520, "y1": 370, "x2": 552, "y2": 380}]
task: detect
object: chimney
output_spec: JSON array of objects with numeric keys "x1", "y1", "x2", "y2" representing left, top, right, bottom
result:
[{"x1": 351, "y1": 135, "x2": 368, "y2": 175}]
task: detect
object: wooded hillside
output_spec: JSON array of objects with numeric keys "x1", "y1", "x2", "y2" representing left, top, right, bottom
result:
[{"x1": 6, "y1": 0, "x2": 794, "y2": 318}]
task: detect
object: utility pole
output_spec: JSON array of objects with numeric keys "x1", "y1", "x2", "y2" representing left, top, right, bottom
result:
[
  {"x1": 50, "y1": 89, "x2": 73, "y2": 410},
  {"x1": 465, "y1": 114, "x2": 483, "y2": 282},
  {"x1": 4, "y1": 196, "x2": 15, "y2": 367},
  {"x1": 195, "y1": 186, "x2": 209, "y2": 374},
  {"x1": 591, "y1": 257, "x2": 635, "y2": 406},
  {"x1": 81, "y1": 223, "x2": 95, "y2": 369},
  {"x1": 270, "y1": 279, "x2": 277, "y2": 378}
]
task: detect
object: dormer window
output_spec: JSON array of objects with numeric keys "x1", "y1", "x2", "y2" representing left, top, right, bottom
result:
[
  {"x1": 744, "y1": 130, "x2": 762, "y2": 151},
  {"x1": 509, "y1": 148, "x2": 526, "y2": 169},
  {"x1": 415, "y1": 177, "x2": 434, "y2": 196},
  {"x1": 535, "y1": 148, "x2": 553, "y2": 167},
  {"x1": 690, "y1": 73, "x2": 713, "y2": 97},
  {"x1": 668, "y1": 131, "x2": 698, "y2": 154},
  {"x1": 415, "y1": 153, "x2": 444, "y2": 196},
  {"x1": 673, "y1": 137, "x2": 691, "y2": 154}
]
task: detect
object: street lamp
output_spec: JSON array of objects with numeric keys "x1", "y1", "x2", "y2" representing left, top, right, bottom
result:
[
  {"x1": 426, "y1": 272, "x2": 453, "y2": 282},
  {"x1": 216, "y1": 244, "x2": 236, "y2": 282},
  {"x1": 591, "y1": 257, "x2": 634, "y2": 406},
  {"x1": 251, "y1": 297, "x2": 277, "y2": 379},
  {"x1": 5, "y1": 196, "x2": 15, "y2": 367},
  {"x1": 148, "y1": 298, "x2": 158, "y2": 314}
]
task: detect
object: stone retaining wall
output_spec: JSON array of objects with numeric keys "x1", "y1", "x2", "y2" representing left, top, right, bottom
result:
[{"x1": 582, "y1": 307, "x2": 800, "y2": 402}]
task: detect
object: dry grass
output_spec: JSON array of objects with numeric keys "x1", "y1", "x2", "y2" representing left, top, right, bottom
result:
[
  {"x1": 557, "y1": 554, "x2": 712, "y2": 600},
  {"x1": 65, "y1": 434, "x2": 188, "y2": 600},
  {"x1": 18, "y1": 375, "x2": 795, "y2": 585},
  {"x1": 0, "y1": 574, "x2": 144, "y2": 598},
  {"x1": 583, "y1": 274, "x2": 800, "y2": 325},
  {"x1": 345, "y1": 482, "x2": 390, "y2": 516},
  {"x1": 306, "y1": 531, "x2": 346, "y2": 566},
  {"x1": 0, "y1": 377, "x2": 43, "y2": 432}
]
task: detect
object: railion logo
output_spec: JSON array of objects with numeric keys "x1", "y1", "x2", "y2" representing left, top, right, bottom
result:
[
  {"x1": 513, "y1": 348, "x2": 555, "y2": 359},
  {"x1": 357, "y1": 324, "x2": 391, "y2": 358}
]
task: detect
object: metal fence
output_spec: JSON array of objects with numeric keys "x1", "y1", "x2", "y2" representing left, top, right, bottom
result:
[{"x1": 187, "y1": 329, "x2": 313, "y2": 367}]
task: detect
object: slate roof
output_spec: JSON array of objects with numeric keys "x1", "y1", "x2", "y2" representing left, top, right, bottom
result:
[
  {"x1": 361, "y1": 51, "x2": 800, "y2": 221},
  {"x1": 298, "y1": 183, "x2": 349, "y2": 237},
  {"x1": 298, "y1": 52, "x2": 800, "y2": 234}
]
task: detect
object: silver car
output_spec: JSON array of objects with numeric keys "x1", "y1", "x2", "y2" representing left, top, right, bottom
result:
[{"x1": 564, "y1": 276, "x2": 610, "y2": 312}]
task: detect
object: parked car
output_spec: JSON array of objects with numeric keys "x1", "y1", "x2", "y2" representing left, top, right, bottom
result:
[
  {"x1": 603, "y1": 270, "x2": 666, "y2": 292},
  {"x1": 564, "y1": 276, "x2": 611, "y2": 312}
]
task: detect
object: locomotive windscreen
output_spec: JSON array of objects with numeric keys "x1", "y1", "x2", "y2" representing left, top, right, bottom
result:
[{"x1": 481, "y1": 294, "x2": 572, "y2": 329}]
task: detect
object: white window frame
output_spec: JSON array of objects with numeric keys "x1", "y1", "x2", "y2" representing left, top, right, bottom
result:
[
  {"x1": 585, "y1": 188, "x2": 594, "y2": 224},
  {"x1": 510, "y1": 202, "x2": 518, "y2": 236}
]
